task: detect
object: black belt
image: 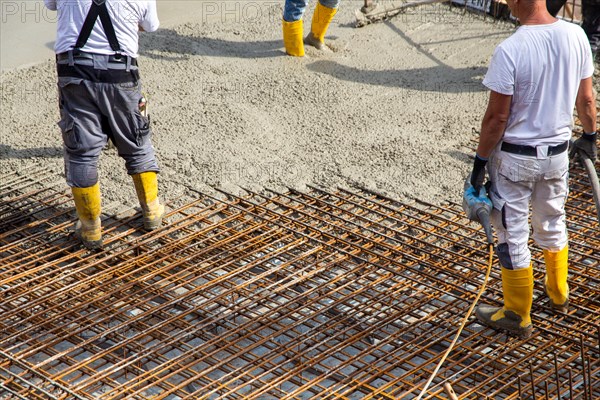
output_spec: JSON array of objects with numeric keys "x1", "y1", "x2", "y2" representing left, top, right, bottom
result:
[
  {"x1": 56, "y1": 51, "x2": 137, "y2": 66},
  {"x1": 57, "y1": 63, "x2": 140, "y2": 84},
  {"x1": 501, "y1": 141, "x2": 569, "y2": 157}
]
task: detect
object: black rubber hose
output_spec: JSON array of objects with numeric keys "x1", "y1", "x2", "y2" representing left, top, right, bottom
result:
[
  {"x1": 581, "y1": 156, "x2": 600, "y2": 224},
  {"x1": 570, "y1": 138, "x2": 600, "y2": 224}
]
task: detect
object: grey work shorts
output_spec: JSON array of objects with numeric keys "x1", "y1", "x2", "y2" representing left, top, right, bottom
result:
[{"x1": 57, "y1": 75, "x2": 159, "y2": 188}]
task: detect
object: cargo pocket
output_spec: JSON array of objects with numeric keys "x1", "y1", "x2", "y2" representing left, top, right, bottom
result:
[
  {"x1": 498, "y1": 157, "x2": 539, "y2": 182},
  {"x1": 57, "y1": 77, "x2": 85, "y2": 152},
  {"x1": 543, "y1": 167, "x2": 568, "y2": 181},
  {"x1": 57, "y1": 112, "x2": 80, "y2": 152},
  {"x1": 116, "y1": 81, "x2": 141, "y2": 110},
  {"x1": 543, "y1": 167, "x2": 569, "y2": 199},
  {"x1": 134, "y1": 113, "x2": 151, "y2": 147},
  {"x1": 489, "y1": 189, "x2": 507, "y2": 229}
]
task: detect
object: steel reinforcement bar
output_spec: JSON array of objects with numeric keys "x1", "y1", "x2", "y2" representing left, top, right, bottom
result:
[{"x1": 1, "y1": 164, "x2": 598, "y2": 400}]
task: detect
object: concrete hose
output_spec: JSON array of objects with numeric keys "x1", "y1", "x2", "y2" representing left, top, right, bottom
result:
[{"x1": 581, "y1": 156, "x2": 600, "y2": 224}]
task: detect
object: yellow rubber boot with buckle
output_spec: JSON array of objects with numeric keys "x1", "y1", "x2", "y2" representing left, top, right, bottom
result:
[
  {"x1": 282, "y1": 19, "x2": 305, "y2": 56},
  {"x1": 132, "y1": 172, "x2": 165, "y2": 231},
  {"x1": 476, "y1": 265, "x2": 533, "y2": 338},
  {"x1": 543, "y1": 246, "x2": 569, "y2": 314},
  {"x1": 305, "y1": 2, "x2": 337, "y2": 50},
  {"x1": 72, "y1": 183, "x2": 102, "y2": 249}
]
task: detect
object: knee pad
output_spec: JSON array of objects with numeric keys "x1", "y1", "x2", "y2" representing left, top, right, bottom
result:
[
  {"x1": 66, "y1": 161, "x2": 98, "y2": 188},
  {"x1": 496, "y1": 243, "x2": 514, "y2": 269},
  {"x1": 496, "y1": 242, "x2": 531, "y2": 270}
]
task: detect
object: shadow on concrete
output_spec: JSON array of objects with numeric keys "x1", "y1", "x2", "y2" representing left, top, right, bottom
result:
[
  {"x1": 445, "y1": 149, "x2": 474, "y2": 164},
  {"x1": 138, "y1": 28, "x2": 283, "y2": 61},
  {"x1": 306, "y1": 59, "x2": 486, "y2": 92},
  {"x1": 0, "y1": 145, "x2": 62, "y2": 159},
  {"x1": 306, "y1": 19, "x2": 487, "y2": 92}
]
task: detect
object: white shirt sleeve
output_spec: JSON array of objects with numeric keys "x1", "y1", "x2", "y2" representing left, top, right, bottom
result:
[
  {"x1": 139, "y1": 0, "x2": 160, "y2": 32},
  {"x1": 44, "y1": 0, "x2": 57, "y2": 11},
  {"x1": 482, "y1": 46, "x2": 515, "y2": 95},
  {"x1": 580, "y1": 34, "x2": 595, "y2": 79}
]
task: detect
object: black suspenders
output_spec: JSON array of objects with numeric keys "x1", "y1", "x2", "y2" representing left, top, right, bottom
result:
[{"x1": 74, "y1": 0, "x2": 122, "y2": 54}]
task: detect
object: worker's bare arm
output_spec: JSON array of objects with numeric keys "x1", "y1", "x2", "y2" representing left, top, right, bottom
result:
[
  {"x1": 476, "y1": 90, "x2": 512, "y2": 158},
  {"x1": 575, "y1": 77, "x2": 597, "y2": 134}
]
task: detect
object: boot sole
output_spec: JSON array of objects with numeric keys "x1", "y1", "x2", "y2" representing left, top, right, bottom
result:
[
  {"x1": 304, "y1": 37, "x2": 325, "y2": 50},
  {"x1": 304, "y1": 33, "x2": 329, "y2": 51},
  {"x1": 475, "y1": 312, "x2": 533, "y2": 339},
  {"x1": 142, "y1": 205, "x2": 165, "y2": 231},
  {"x1": 143, "y1": 218, "x2": 163, "y2": 231},
  {"x1": 75, "y1": 233, "x2": 103, "y2": 250},
  {"x1": 82, "y1": 239, "x2": 103, "y2": 250},
  {"x1": 143, "y1": 212, "x2": 165, "y2": 231},
  {"x1": 548, "y1": 301, "x2": 569, "y2": 315},
  {"x1": 551, "y1": 306, "x2": 569, "y2": 314},
  {"x1": 74, "y1": 229, "x2": 103, "y2": 250},
  {"x1": 544, "y1": 285, "x2": 569, "y2": 315}
]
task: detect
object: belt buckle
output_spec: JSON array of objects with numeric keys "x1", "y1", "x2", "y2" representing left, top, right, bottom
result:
[
  {"x1": 112, "y1": 52, "x2": 124, "y2": 63},
  {"x1": 73, "y1": 50, "x2": 89, "y2": 59}
]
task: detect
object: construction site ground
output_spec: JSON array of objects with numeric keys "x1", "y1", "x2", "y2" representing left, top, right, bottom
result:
[
  {"x1": 1, "y1": 1, "x2": 521, "y2": 207},
  {"x1": 1, "y1": 2, "x2": 599, "y2": 399}
]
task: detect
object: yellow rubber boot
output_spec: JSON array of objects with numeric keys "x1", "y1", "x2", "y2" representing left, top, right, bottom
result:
[
  {"x1": 305, "y1": 2, "x2": 337, "y2": 50},
  {"x1": 282, "y1": 19, "x2": 305, "y2": 56},
  {"x1": 72, "y1": 183, "x2": 102, "y2": 249},
  {"x1": 132, "y1": 172, "x2": 165, "y2": 231},
  {"x1": 543, "y1": 246, "x2": 569, "y2": 314},
  {"x1": 475, "y1": 265, "x2": 533, "y2": 338}
]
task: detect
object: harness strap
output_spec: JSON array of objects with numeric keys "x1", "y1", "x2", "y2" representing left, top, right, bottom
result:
[{"x1": 74, "y1": 0, "x2": 121, "y2": 53}]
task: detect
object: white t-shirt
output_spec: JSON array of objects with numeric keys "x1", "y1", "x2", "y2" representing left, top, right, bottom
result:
[
  {"x1": 482, "y1": 20, "x2": 594, "y2": 146},
  {"x1": 44, "y1": 0, "x2": 159, "y2": 58}
]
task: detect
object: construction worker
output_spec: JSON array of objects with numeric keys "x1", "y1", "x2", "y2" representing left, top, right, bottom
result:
[
  {"x1": 44, "y1": 0, "x2": 165, "y2": 249},
  {"x1": 282, "y1": 0, "x2": 339, "y2": 56},
  {"x1": 469, "y1": 0, "x2": 597, "y2": 337}
]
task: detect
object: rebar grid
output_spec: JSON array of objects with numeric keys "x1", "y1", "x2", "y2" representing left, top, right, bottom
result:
[{"x1": 1, "y1": 165, "x2": 599, "y2": 400}]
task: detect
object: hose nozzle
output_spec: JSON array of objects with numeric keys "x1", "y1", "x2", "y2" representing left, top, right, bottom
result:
[
  {"x1": 476, "y1": 207, "x2": 494, "y2": 245},
  {"x1": 463, "y1": 175, "x2": 494, "y2": 246}
]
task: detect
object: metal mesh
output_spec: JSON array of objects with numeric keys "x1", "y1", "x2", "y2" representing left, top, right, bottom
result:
[{"x1": 1, "y1": 160, "x2": 598, "y2": 399}]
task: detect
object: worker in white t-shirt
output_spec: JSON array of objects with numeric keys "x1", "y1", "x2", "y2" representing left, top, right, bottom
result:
[
  {"x1": 44, "y1": 0, "x2": 165, "y2": 249},
  {"x1": 468, "y1": 0, "x2": 597, "y2": 338}
]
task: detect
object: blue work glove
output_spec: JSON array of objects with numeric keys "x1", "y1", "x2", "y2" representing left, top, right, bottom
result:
[
  {"x1": 463, "y1": 181, "x2": 495, "y2": 244},
  {"x1": 463, "y1": 184, "x2": 493, "y2": 221},
  {"x1": 470, "y1": 154, "x2": 488, "y2": 192},
  {"x1": 570, "y1": 132, "x2": 597, "y2": 162}
]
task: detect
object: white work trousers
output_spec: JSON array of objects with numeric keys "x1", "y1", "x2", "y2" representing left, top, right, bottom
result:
[{"x1": 488, "y1": 143, "x2": 569, "y2": 270}]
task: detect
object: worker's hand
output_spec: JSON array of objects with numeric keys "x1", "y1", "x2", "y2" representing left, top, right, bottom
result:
[
  {"x1": 470, "y1": 154, "x2": 488, "y2": 192},
  {"x1": 464, "y1": 184, "x2": 488, "y2": 201},
  {"x1": 570, "y1": 132, "x2": 597, "y2": 162}
]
